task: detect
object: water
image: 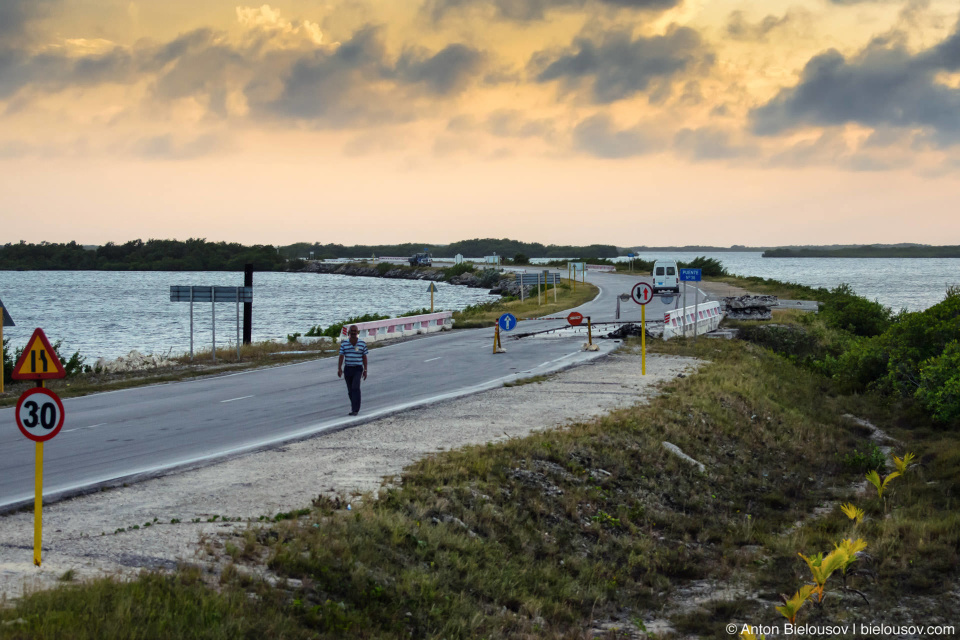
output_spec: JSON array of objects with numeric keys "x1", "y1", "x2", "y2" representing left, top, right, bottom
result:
[
  {"x1": 534, "y1": 252, "x2": 960, "y2": 312},
  {"x1": 0, "y1": 271, "x2": 493, "y2": 360},
  {"x1": 3, "y1": 256, "x2": 959, "y2": 360}
]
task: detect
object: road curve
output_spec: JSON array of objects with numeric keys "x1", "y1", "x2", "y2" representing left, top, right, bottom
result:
[{"x1": 0, "y1": 271, "x2": 708, "y2": 512}]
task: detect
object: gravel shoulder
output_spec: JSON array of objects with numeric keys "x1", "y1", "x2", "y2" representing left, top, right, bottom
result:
[{"x1": 0, "y1": 350, "x2": 698, "y2": 602}]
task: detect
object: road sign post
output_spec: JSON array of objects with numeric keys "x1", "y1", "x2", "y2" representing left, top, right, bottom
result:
[
  {"x1": 13, "y1": 334, "x2": 66, "y2": 568},
  {"x1": 631, "y1": 282, "x2": 654, "y2": 375},
  {"x1": 495, "y1": 313, "x2": 516, "y2": 354},
  {"x1": 679, "y1": 269, "x2": 702, "y2": 340},
  {"x1": 0, "y1": 297, "x2": 14, "y2": 393},
  {"x1": 427, "y1": 282, "x2": 438, "y2": 312}
]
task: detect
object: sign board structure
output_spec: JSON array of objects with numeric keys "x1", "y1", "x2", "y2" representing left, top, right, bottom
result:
[
  {"x1": 0, "y1": 296, "x2": 13, "y2": 327},
  {"x1": 678, "y1": 270, "x2": 703, "y2": 341},
  {"x1": 15, "y1": 384, "x2": 66, "y2": 567},
  {"x1": 498, "y1": 313, "x2": 518, "y2": 332},
  {"x1": 679, "y1": 268, "x2": 702, "y2": 282},
  {"x1": 16, "y1": 387, "x2": 65, "y2": 442},
  {"x1": 12, "y1": 328, "x2": 66, "y2": 380},
  {"x1": 170, "y1": 285, "x2": 252, "y2": 362},
  {"x1": 426, "y1": 282, "x2": 438, "y2": 293},
  {"x1": 515, "y1": 272, "x2": 561, "y2": 304},
  {"x1": 630, "y1": 282, "x2": 654, "y2": 376},
  {"x1": 0, "y1": 297, "x2": 13, "y2": 393},
  {"x1": 567, "y1": 312, "x2": 584, "y2": 326},
  {"x1": 631, "y1": 282, "x2": 654, "y2": 306}
]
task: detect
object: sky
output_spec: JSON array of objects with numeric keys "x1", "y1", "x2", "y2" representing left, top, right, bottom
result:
[{"x1": 1, "y1": 0, "x2": 960, "y2": 247}]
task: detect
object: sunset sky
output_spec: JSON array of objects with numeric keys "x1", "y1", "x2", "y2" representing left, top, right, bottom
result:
[{"x1": 2, "y1": 0, "x2": 960, "y2": 247}]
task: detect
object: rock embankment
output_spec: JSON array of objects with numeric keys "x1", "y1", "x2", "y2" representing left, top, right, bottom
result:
[
  {"x1": 301, "y1": 262, "x2": 526, "y2": 296},
  {"x1": 722, "y1": 295, "x2": 777, "y2": 320}
]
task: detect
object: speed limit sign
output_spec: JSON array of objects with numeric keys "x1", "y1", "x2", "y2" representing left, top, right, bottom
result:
[
  {"x1": 631, "y1": 282, "x2": 654, "y2": 305},
  {"x1": 15, "y1": 388, "x2": 65, "y2": 442}
]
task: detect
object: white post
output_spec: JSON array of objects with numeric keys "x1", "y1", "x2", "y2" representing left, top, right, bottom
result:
[
  {"x1": 538, "y1": 271, "x2": 541, "y2": 306},
  {"x1": 683, "y1": 281, "x2": 688, "y2": 337},
  {"x1": 212, "y1": 295, "x2": 216, "y2": 363},
  {"x1": 694, "y1": 285, "x2": 699, "y2": 342},
  {"x1": 189, "y1": 286, "x2": 194, "y2": 361},
  {"x1": 236, "y1": 289, "x2": 241, "y2": 361}
]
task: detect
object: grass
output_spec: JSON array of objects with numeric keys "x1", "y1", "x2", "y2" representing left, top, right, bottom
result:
[
  {"x1": 2, "y1": 335, "x2": 956, "y2": 638},
  {"x1": 503, "y1": 374, "x2": 552, "y2": 388},
  {"x1": 452, "y1": 280, "x2": 599, "y2": 329}
]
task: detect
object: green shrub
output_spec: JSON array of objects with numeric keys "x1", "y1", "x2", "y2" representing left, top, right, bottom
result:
[
  {"x1": 678, "y1": 256, "x2": 727, "y2": 278},
  {"x1": 820, "y1": 284, "x2": 892, "y2": 337},
  {"x1": 513, "y1": 253, "x2": 529, "y2": 265},
  {"x1": 442, "y1": 263, "x2": 475, "y2": 280},
  {"x1": 321, "y1": 313, "x2": 390, "y2": 339},
  {"x1": 376, "y1": 262, "x2": 393, "y2": 275},
  {"x1": 840, "y1": 443, "x2": 887, "y2": 472},
  {"x1": 477, "y1": 269, "x2": 501, "y2": 288},
  {"x1": 915, "y1": 340, "x2": 960, "y2": 425}
]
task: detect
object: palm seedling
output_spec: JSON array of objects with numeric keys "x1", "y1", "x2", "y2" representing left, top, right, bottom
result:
[
  {"x1": 840, "y1": 503, "x2": 864, "y2": 524},
  {"x1": 865, "y1": 469, "x2": 900, "y2": 499},
  {"x1": 893, "y1": 452, "x2": 916, "y2": 475},
  {"x1": 775, "y1": 584, "x2": 814, "y2": 624},
  {"x1": 798, "y1": 547, "x2": 848, "y2": 604}
]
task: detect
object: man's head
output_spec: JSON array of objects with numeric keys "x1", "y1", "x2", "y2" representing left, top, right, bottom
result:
[{"x1": 348, "y1": 325, "x2": 359, "y2": 343}]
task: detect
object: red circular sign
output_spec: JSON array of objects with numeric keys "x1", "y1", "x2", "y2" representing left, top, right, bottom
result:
[
  {"x1": 15, "y1": 388, "x2": 65, "y2": 442},
  {"x1": 631, "y1": 282, "x2": 654, "y2": 305},
  {"x1": 567, "y1": 312, "x2": 584, "y2": 326}
]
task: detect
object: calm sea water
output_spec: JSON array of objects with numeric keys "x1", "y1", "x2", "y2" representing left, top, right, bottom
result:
[
  {"x1": 3, "y1": 256, "x2": 958, "y2": 360},
  {"x1": 0, "y1": 271, "x2": 492, "y2": 361},
  {"x1": 536, "y1": 252, "x2": 960, "y2": 313}
]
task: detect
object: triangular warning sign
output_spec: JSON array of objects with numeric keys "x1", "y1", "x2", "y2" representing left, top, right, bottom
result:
[{"x1": 12, "y1": 328, "x2": 66, "y2": 380}]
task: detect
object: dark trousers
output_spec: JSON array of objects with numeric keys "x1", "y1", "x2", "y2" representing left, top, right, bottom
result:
[{"x1": 343, "y1": 365, "x2": 363, "y2": 413}]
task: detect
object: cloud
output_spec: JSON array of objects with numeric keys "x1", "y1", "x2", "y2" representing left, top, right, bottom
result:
[
  {"x1": 0, "y1": 4, "x2": 489, "y2": 130},
  {"x1": 673, "y1": 127, "x2": 758, "y2": 160},
  {"x1": 531, "y1": 26, "x2": 714, "y2": 104},
  {"x1": 131, "y1": 133, "x2": 230, "y2": 159},
  {"x1": 0, "y1": 0, "x2": 58, "y2": 47},
  {"x1": 750, "y1": 22, "x2": 960, "y2": 144},
  {"x1": 571, "y1": 113, "x2": 660, "y2": 157},
  {"x1": 726, "y1": 10, "x2": 796, "y2": 42},
  {"x1": 393, "y1": 43, "x2": 485, "y2": 95},
  {"x1": 485, "y1": 109, "x2": 556, "y2": 139},
  {"x1": 425, "y1": 0, "x2": 679, "y2": 22}
]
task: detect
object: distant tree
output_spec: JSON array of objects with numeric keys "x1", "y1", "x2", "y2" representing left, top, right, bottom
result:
[{"x1": 513, "y1": 253, "x2": 529, "y2": 264}]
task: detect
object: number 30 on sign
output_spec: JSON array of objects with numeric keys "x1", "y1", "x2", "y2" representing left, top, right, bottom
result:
[{"x1": 15, "y1": 388, "x2": 65, "y2": 442}]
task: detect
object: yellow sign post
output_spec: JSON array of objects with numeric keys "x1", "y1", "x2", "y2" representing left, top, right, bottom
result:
[
  {"x1": 630, "y1": 282, "x2": 654, "y2": 376},
  {"x1": 641, "y1": 305, "x2": 646, "y2": 376},
  {"x1": 12, "y1": 329, "x2": 68, "y2": 567},
  {"x1": 427, "y1": 282, "x2": 438, "y2": 313}
]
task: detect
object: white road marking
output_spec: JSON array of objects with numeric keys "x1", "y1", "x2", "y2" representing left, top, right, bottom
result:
[
  {"x1": 423, "y1": 357, "x2": 442, "y2": 362},
  {"x1": 64, "y1": 423, "x2": 107, "y2": 433},
  {"x1": 221, "y1": 395, "x2": 254, "y2": 403}
]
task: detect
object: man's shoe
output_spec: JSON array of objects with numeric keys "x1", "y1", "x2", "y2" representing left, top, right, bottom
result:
[{"x1": 348, "y1": 411, "x2": 358, "y2": 416}]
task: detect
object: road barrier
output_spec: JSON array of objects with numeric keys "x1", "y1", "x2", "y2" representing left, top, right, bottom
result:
[
  {"x1": 338, "y1": 312, "x2": 454, "y2": 343},
  {"x1": 662, "y1": 301, "x2": 723, "y2": 339},
  {"x1": 586, "y1": 264, "x2": 616, "y2": 272}
]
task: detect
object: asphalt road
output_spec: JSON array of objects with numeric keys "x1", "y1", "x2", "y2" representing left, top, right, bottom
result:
[{"x1": 0, "y1": 271, "x2": 709, "y2": 511}]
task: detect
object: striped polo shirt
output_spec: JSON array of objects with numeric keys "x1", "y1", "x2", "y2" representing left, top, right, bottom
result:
[{"x1": 339, "y1": 340, "x2": 368, "y2": 367}]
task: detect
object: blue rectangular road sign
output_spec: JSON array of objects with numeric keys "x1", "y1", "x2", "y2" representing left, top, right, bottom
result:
[{"x1": 679, "y1": 268, "x2": 702, "y2": 282}]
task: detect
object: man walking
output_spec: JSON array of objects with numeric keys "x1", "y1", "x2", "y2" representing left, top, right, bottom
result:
[{"x1": 338, "y1": 324, "x2": 368, "y2": 416}]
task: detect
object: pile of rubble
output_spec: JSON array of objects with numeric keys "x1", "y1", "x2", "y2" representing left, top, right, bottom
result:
[
  {"x1": 93, "y1": 350, "x2": 177, "y2": 373},
  {"x1": 721, "y1": 295, "x2": 778, "y2": 320}
]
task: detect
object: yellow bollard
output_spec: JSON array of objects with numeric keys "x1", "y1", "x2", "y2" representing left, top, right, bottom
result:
[{"x1": 587, "y1": 316, "x2": 593, "y2": 346}]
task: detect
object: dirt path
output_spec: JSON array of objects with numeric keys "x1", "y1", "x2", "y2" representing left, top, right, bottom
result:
[{"x1": 0, "y1": 350, "x2": 698, "y2": 601}]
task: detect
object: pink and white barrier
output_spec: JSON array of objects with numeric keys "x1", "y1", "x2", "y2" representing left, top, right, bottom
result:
[
  {"x1": 662, "y1": 301, "x2": 723, "y2": 339},
  {"x1": 338, "y1": 312, "x2": 454, "y2": 343},
  {"x1": 587, "y1": 264, "x2": 616, "y2": 272}
]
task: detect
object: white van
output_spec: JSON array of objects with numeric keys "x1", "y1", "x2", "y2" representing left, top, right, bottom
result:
[{"x1": 652, "y1": 260, "x2": 679, "y2": 294}]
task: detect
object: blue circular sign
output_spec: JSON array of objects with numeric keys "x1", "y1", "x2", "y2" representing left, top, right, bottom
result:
[{"x1": 498, "y1": 313, "x2": 518, "y2": 332}]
